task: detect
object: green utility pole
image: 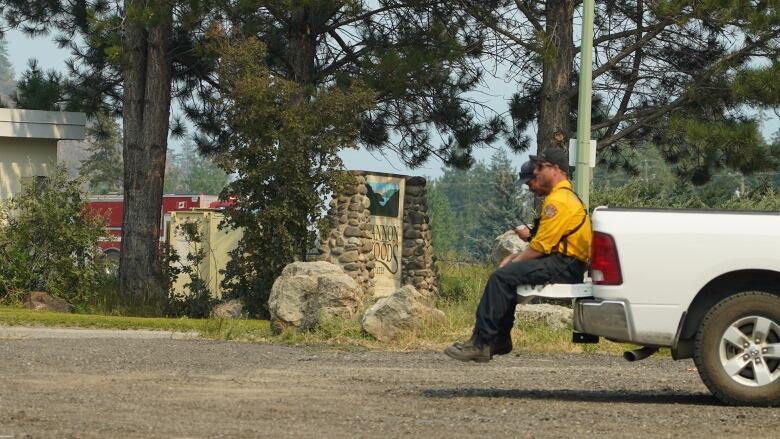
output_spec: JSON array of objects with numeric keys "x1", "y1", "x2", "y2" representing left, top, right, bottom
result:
[{"x1": 574, "y1": 0, "x2": 596, "y2": 208}]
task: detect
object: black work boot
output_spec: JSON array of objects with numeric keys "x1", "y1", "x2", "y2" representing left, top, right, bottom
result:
[
  {"x1": 491, "y1": 335, "x2": 513, "y2": 357},
  {"x1": 444, "y1": 338, "x2": 491, "y2": 363}
]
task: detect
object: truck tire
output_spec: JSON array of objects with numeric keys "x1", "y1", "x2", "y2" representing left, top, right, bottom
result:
[{"x1": 693, "y1": 291, "x2": 780, "y2": 406}]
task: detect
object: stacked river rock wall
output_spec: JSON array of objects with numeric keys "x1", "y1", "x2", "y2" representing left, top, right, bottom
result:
[
  {"x1": 319, "y1": 173, "x2": 375, "y2": 297},
  {"x1": 400, "y1": 177, "x2": 439, "y2": 301},
  {"x1": 319, "y1": 173, "x2": 439, "y2": 301}
]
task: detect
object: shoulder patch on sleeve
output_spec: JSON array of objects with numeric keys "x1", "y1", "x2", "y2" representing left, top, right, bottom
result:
[{"x1": 543, "y1": 204, "x2": 558, "y2": 218}]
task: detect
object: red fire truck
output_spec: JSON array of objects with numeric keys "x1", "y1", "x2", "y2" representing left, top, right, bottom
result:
[{"x1": 87, "y1": 194, "x2": 220, "y2": 262}]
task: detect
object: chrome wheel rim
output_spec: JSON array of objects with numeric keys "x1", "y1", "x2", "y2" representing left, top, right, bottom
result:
[{"x1": 719, "y1": 315, "x2": 780, "y2": 387}]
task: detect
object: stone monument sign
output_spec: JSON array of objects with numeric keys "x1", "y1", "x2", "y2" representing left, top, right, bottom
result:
[
  {"x1": 365, "y1": 173, "x2": 405, "y2": 297},
  {"x1": 319, "y1": 171, "x2": 439, "y2": 301}
]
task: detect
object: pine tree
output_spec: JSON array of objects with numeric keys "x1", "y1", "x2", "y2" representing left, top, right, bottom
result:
[
  {"x1": 430, "y1": 151, "x2": 535, "y2": 261},
  {"x1": 467, "y1": 149, "x2": 530, "y2": 261},
  {"x1": 188, "y1": 1, "x2": 502, "y2": 169},
  {"x1": 433, "y1": 162, "x2": 493, "y2": 258},
  {"x1": 80, "y1": 112, "x2": 123, "y2": 195},
  {"x1": 12, "y1": 59, "x2": 64, "y2": 110},
  {"x1": 460, "y1": 0, "x2": 780, "y2": 181},
  {"x1": 0, "y1": 37, "x2": 14, "y2": 105},
  {"x1": 164, "y1": 142, "x2": 228, "y2": 195},
  {"x1": 427, "y1": 184, "x2": 458, "y2": 259}
]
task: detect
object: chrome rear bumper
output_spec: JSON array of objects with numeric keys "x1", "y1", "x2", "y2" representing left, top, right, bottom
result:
[{"x1": 574, "y1": 299, "x2": 632, "y2": 342}]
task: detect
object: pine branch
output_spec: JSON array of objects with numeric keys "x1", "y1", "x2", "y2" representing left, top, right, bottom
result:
[
  {"x1": 604, "y1": 1, "x2": 645, "y2": 140},
  {"x1": 513, "y1": 0, "x2": 543, "y2": 34},
  {"x1": 582, "y1": 21, "x2": 670, "y2": 50},
  {"x1": 456, "y1": 0, "x2": 541, "y2": 53},
  {"x1": 324, "y1": 2, "x2": 430, "y2": 32},
  {"x1": 567, "y1": 21, "x2": 670, "y2": 99}
]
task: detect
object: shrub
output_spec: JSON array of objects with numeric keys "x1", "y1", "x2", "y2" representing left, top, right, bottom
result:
[
  {"x1": 164, "y1": 219, "x2": 217, "y2": 318},
  {"x1": 591, "y1": 178, "x2": 779, "y2": 211},
  {"x1": 718, "y1": 188, "x2": 780, "y2": 211},
  {"x1": 591, "y1": 179, "x2": 707, "y2": 210},
  {"x1": 0, "y1": 167, "x2": 109, "y2": 305}
]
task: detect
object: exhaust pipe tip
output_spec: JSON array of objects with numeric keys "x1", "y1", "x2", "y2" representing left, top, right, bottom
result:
[{"x1": 623, "y1": 346, "x2": 659, "y2": 362}]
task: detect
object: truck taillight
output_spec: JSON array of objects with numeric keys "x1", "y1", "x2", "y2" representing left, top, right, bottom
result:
[{"x1": 591, "y1": 232, "x2": 622, "y2": 285}]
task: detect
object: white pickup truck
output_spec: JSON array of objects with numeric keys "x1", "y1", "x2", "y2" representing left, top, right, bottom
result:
[{"x1": 519, "y1": 207, "x2": 780, "y2": 406}]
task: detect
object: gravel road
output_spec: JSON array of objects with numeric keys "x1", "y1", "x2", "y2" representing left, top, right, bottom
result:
[{"x1": 1, "y1": 330, "x2": 779, "y2": 438}]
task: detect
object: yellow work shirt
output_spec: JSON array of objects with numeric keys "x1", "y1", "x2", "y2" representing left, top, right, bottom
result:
[{"x1": 529, "y1": 180, "x2": 592, "y2": 262}]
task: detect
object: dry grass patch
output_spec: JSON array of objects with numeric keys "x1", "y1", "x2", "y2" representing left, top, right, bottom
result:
[{"x1": 0, "y1": 261, "x2": 659, "y2": 357}]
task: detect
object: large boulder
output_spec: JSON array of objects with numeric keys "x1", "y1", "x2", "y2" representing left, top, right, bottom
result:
[
  {"x1": 269, "y1": 261, "x2": 363, "y2": 334},
  {"x1": 361, "y1": 285, "x2": 445, "y2": 342},
  {"x1": 491, "y1": 230, "x2": 528, "y2": 264},
  {"x1": 515, "y1": 304, "x2": 573, "y2": 330},
  {"x1": 21, "y1": 291, "x2": 73, "y2": 313}
]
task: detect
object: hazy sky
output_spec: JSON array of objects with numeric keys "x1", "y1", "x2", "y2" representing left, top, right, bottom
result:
[
  {"x1": 6, "y1": 28, "x2": 778, "y2": 181},
  {"x1": 4, "y1": 29, "x2": 524, "y2": 180}
]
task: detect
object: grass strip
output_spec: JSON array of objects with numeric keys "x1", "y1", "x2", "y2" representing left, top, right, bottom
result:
[{"x1": 0, "y1": 306, "x2": 272, "y2": 340}]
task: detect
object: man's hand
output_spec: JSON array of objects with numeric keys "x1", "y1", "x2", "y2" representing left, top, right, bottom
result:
[
  {"x1": 499, "y1": 253, "x2": 516, "y2": 268},
  {"x1": 499, "y1": 250, "x2": 528, "y2": 267},
  {"x1": 514, "y1": 225, "x2": 531, "y2": 241},
  {"x1": 499, "y1": 247, "x2": 545, "y2": 268}
]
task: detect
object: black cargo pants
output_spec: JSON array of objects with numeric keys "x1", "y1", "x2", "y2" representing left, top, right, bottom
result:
[{"x1": 474, "y1": 253, "x2": 586, "y2": 344}]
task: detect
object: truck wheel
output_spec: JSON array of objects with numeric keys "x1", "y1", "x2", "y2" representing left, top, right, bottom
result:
[{"x1": 693, "y1": 291, "x2": 780, "y2": 406}]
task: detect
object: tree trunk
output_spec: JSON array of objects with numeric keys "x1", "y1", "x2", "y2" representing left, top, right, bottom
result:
[
  {"x1": 287, "y1": 7, "x2": 319, "y2": 261},
  {"x1": 536, "y1": 0, "x2": 575, "y2": 153},
  {"x1": 119, "y1": 0, "x2": 173, "y2": 311},
  {"x1": 288, "y1": 9, "x2": 318, "y2": 86}
]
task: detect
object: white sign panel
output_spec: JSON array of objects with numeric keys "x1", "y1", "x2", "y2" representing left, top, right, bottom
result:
[{"x1": 365, "y1": 174, "x2": 405, "y2": 297}]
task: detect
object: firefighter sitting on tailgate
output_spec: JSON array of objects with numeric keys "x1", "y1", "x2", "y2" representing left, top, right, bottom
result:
[{"x1": 444, "y1": 147, "x2": 592, "y2": 362}]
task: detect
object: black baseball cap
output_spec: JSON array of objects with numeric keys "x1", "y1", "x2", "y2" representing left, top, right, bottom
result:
[
  {"x1": 517, "y1": 160, "x2": 535, "y2": 185},
  {"x1": 529, "y1": 147, "x2": 569, "y2": 173}
]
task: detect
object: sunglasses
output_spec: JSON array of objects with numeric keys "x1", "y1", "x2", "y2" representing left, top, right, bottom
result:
[{"x1": 534, "y1": 162, "x2": 553, "y2": 170}]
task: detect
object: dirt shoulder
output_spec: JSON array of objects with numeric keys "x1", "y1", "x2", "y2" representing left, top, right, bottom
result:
[
  {"x1": 1, "y1": 337, "x2": 778, "y2": 438},
  {"x1": 0, "y1": 325, "x2": 199, "y2": 339}
]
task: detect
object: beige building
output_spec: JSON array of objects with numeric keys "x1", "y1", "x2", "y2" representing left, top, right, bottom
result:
[
  {"x1": 167, "y1": 210, "x2": 243, "y2": 299},
  {"x1": 0, "y1": 108, "x2": 87, "y2": 203}
]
